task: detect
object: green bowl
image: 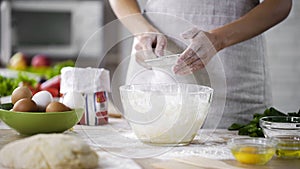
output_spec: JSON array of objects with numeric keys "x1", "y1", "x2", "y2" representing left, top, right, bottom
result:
[{"x1": 0, "y1": 108, "x2": 84, "y2": 135}]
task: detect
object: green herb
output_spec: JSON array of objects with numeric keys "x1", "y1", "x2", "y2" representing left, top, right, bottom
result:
[
  {"x1": 0, "y1": 76, "x2": 19, "y2": 96},
  {"x1": 45, "y1": 60, "x2": 75, "y2": 79},
  {"x1": 228, "y1": 123, "x2": 245, "y2": 130},
  {"x1": 0, "y1": 72, "x2": 37, "y2": 97},
  {"x1": 228, "y1": 107, "x2": 300, "y2": 137},
  {"x1": 16, "y1": 72, "x2": 37, "y2": 86},
  {"x1": 25, "y1": 60, "x2": 75, "y2": 79}
]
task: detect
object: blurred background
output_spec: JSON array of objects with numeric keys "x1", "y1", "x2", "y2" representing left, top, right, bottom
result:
[
  {"x1": 0, "y1": 0, "x2": 299, "y2": 113},
  {"x1": 265, "y1": 0, "x2": 300, "y2": 113}
]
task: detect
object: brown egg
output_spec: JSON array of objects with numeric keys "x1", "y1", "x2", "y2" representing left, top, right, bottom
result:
[
  {"x1": 11, "y1": 86, "x2": 32, "y2": 104},
  {"x1": 46, "y1": 101, "x2": 71, "y2": 112},
  {"x1": 12, "y1": 98, "x2": 38, "y2": 112}
]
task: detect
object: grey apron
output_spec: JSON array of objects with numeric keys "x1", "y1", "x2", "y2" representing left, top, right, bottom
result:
[{"x1": 126, "y1": 0, "x2": 272, "y2": 128}]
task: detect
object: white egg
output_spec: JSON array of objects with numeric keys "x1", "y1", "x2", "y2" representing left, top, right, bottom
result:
[
  {"x1": 32, "y1": 91, "x2": 53, "y2": 111},
  {"x1": 62, "y1": 92, "x2": 85, "y2": 109}
]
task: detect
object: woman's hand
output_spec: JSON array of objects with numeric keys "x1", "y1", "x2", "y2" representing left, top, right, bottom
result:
[
  {"x1": 109, "y1": 0, "x2": 167, "y2": 68},
  {"x1": 134, "y1": 32, "x2": 167, "y2": 68},
  {"x1": 173, "y1": 27, "x2": 221, "y2": 75}
]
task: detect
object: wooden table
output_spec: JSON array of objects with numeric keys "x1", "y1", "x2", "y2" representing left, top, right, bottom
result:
[{"x1": 0, "y1": 119, "x2": 299, "y2": 169}]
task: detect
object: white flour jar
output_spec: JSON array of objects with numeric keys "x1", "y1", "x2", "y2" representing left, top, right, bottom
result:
[{"x1": 60, "y1": 67, "x2": 110, "y2": 125}]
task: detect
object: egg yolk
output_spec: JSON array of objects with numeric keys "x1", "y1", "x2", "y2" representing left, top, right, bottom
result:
[{"x1": 232, "y1": 146, "x2": 275, "y2": 165}]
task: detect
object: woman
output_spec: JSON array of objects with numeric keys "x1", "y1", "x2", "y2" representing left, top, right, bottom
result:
[{"x1": 109, "y1": 0, "x2": 292, "y2": 128}]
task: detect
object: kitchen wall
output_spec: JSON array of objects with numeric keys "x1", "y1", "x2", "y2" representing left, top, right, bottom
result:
[{"x1": 265, "y1": 0, "x2": 300, "y2": 112}]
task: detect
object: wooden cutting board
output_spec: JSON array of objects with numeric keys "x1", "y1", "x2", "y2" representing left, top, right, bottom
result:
[{"x1": 152, "y1": 157, "x2": 243, "y2": 169}]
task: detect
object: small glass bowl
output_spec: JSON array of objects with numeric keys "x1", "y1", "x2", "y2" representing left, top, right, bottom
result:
[
  {"x1": 272, "y1": 135, "x2": 300, "y2": 159},
  {"x1": 259, "y1": 116, "x2": 300, "y2": 138},
  {"x1": 227, "y1": 138, "x2": 277, "y2": 165}
]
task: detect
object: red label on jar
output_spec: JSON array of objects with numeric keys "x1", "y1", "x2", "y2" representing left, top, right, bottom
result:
[
  {"x1": 96, "y1": 111, "x2": 108, "y2": 125},
  {"x1": 96, "y1": 91, "x2": 106, "y2": 103}
]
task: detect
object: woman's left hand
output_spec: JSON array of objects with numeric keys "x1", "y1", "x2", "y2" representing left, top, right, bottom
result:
[{"x1": 173, "y1": 27, "x2": 221, "y2": 75}]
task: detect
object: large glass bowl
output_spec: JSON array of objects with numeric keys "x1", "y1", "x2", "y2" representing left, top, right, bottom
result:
[{"x1": 119, "y1": 83, "x2": 213, "y2": 146}]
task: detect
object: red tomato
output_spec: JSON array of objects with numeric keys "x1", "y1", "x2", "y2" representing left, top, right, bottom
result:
[
  {"x1": 44, "y1": 88, "x2": 59, "y2": 97},
  {"x1": 40, "y1": 75, "x2": 61, "y2": 91}
]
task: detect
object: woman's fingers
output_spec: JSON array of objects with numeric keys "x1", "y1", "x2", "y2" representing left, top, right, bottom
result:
[
  {"x1": 181, "y1": 27, "x2": 199, "y2": 39},
  {"x1": 177, "y1": 41, "x2": 201, "y2": 63},
  {"x1": 134, "y1": 42, "x2": 143, "y2": 51},
  {"x1": 135, "y1": 44, "x2": 152, "y2": 69},
  {"x1": 134, "y1": 32, "x2": 168, "y2": 68},
  {"x1": 154, "y1": 34, "x2": 167, "y2": 56},
  {"x1": 173, "y1": 63, "x2": 193, "y2": 75},
  {"x1": 139, "y1": 35, "x2": 157, "y2": 59},
  {"x1": 174, "y1": 44, "x2": 212, "y2": 75},
  {"x1": 173, "y1": 58, "x2": 205, "y2": 75},
  {"x1": 174, "y1": 38, "x2": 202, "y2": 74},
  {"x1": 174, "y1": 50, "x2": 211, "y2": 74}
]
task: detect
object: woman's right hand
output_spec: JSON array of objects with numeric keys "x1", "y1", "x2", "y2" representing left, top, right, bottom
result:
[
  {"x1": 109, "y1": 0, "x2": 168, "y2": 68},
  {"x1": 134, "y1": 31, "x2": 167, "y2": 68}
]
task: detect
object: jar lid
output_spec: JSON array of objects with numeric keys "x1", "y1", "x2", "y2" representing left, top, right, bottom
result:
[{"x1": 60, "y1": 67, "x2": 110, "y2": 93}]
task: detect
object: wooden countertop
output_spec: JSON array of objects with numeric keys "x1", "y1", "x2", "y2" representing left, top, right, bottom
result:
[{"x1": 0, "y1": 119, "x2": 299, "y2": 169}]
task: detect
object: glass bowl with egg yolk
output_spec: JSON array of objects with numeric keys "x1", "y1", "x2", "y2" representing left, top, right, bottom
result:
[{"x1": 227, "y1": 138, "x2": 277, "y2": 165}]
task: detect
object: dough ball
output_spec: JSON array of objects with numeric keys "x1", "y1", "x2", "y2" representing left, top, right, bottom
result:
[{"x1": 0, "y1": 134, "x2": 98, "y2": 169}]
